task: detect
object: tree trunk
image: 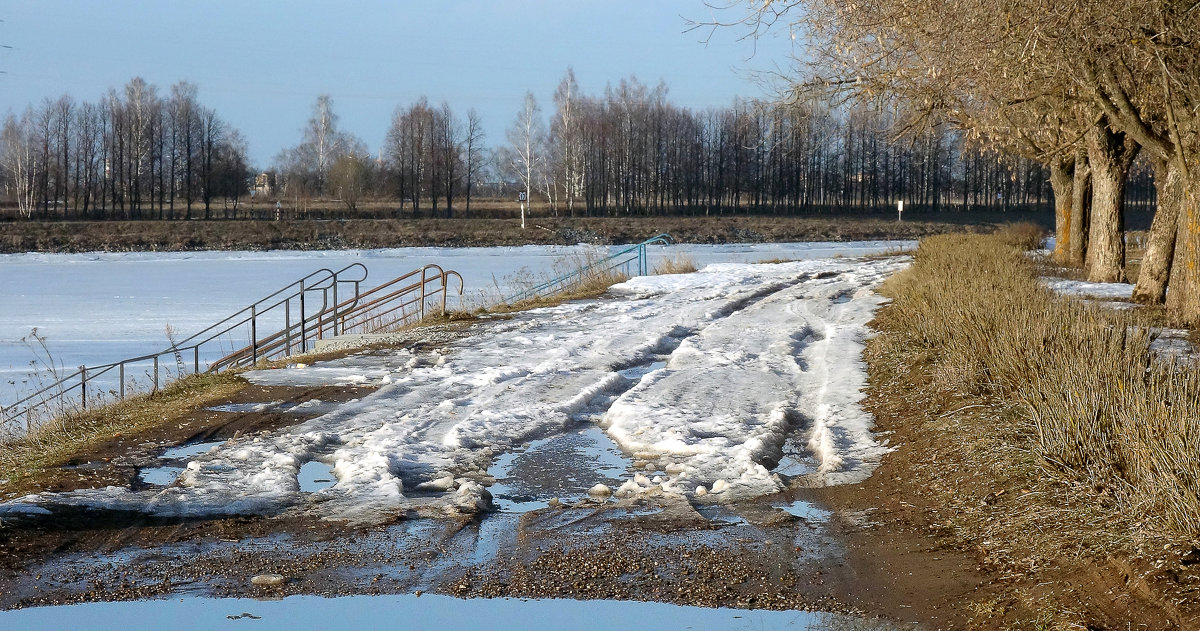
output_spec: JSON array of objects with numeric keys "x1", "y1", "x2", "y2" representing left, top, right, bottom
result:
[
  {"x1": 1132, "y1": 158, "x2": 1181, "y2": 304},
  {"x1": 1048, "y1": 155, "x2": 1075, "y2": 264},
  {"x1": 1068, "y1": 146, "x2": 1091, "y2": 267},
  {"x1": 1166, "y1": 179, "x2": 1200, "y2": 324},
  {"x1": 1084, "y1": 121, "x2": 1139, "y2": 283}
]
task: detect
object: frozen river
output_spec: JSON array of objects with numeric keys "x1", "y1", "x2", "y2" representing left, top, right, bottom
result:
[{"x1": 0, "y1": 241, "x2": 910, "y2": 409}]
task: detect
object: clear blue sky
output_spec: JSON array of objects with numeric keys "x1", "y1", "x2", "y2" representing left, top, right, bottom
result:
[{"x1": 0, "y1": 1, "x2": 794, "y2": 167}]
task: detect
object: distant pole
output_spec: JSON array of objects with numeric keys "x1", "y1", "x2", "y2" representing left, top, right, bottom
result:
[
  {"x1": 518, "y1": 190, "x2": 527, "y2": 230},
  {"x1": 897, "y1": 199, "x2": 904, "y2": 222}
]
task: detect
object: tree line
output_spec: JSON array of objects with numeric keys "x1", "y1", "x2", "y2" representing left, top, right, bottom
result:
[
  {"x1": 271, "y1": 70, "x2": 1154, "y2": 219},
  {"x1": 0, "y1": 78, "x2": 251, "y2": 220},
  {"x1": 3, "y1": 73, "x2": 1157, "y2": 222},
  {"x1": 727, "y1": 0, "x2": 1196, "y2": 320}
]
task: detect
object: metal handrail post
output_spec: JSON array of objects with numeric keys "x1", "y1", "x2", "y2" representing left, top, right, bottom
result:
[
  {"x1": 119, "y1": 362, "x2": 126, "y2": 399},
  {"x1": 153, "y1": 356, "x2": 159, "y2": 392},
  {"x1": 194, "y1": 346, "x2": 200, "y2": 374},
  {"x1": 419, "y1": 267, "x2": 429, "y2": 321},
  {"x1": 285, "y1": 299, "x2": 292, "y2": 355},
  {"x1": 299, "y1": 282, "x2": 307, "y2": 353},
  {"x1": 80, "y1": 366, "x2": 87, "y2": 410},
  {"x1": 332, "y1": 281, "x2": 339, "y2": 335},
  {"x1": 441, "y1": 274, "x2": 449, "y2": 315},
  {"x1": 250, "y1": 304, "x2": 258, "y2": 365}
]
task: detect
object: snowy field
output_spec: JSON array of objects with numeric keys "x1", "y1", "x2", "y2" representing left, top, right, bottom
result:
[
  {"x1": 3, "y1": 252, "x2": 907, "y2": 522},
  {"x1": 0, "y1": 241, "x2": 909, "y2": 408}
]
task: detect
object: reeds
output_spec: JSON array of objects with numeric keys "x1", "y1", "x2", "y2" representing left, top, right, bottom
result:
[
  {"x1": 879, "y1": 225, "x2": 1200, "y2": 538},
  {"x1": 652, "y1": 253, "x2": 698, "y2": 275}
]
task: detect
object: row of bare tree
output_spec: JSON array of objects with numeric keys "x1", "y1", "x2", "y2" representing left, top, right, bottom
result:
[
  {"x1": 0, "y1": 78, "x2": 251, "y2": 220},
  {"x1": 733, "y1": 0, "x2": 1200, "y2": 320},
  {"x1": 268, "y1": 72, "x2": 1155, "y2": 220},
  {"x1": 268, "y1": 95, "x2": 489, "y2": 217},
  {"x1": 500, "y1": 71, "x2": 1141, "y2": 218}
]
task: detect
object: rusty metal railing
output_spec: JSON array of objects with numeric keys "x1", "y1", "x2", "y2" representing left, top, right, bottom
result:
[{"x1": 208, "y1": 264, "x2": 463, "y2": 371}]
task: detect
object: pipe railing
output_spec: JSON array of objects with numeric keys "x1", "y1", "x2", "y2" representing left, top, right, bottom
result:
[
  {"x1": 208, "y1": 264, "x2": 463, "y2": 371},
  {"x1": 0, "y1": 262, "x2": 419, "y2": 430},
  {"x1": 336, "y1": 264, "x2": 464, "y2": 335},
  {"x1": 503, "y1": 234, "x2": 672, "y2": 305}
]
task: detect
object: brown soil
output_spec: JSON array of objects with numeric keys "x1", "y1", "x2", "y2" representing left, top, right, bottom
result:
[
  {"x1": 17, "y1": 381, "x2": 378, "y2": 497},
  {"x1": 0, "y1": 214, "x2": 1006, "y2": 253},
  {"x1": 845, "y1": 316, "x2": 1199, "y2": 628}
]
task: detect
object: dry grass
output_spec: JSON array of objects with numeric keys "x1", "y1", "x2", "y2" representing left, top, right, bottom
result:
[
  {"x1": 483, "y1": 247, "x2": 632, "y2": 312},
  {"x1": 995, "y1": 221, "x2": 1047, "y2": 251},
  {"x1": 877, "y1": 226, "x2": 1200, "y2": 541},
  {"x1": 0, "y1": 372, "x2": 245, "y2": 491},
  {"x1": 653, "y1": 253, "x2": 698, "y2": 275}
]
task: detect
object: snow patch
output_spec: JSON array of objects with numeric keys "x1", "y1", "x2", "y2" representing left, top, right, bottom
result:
[{"x1": 6, "y1": 255, "x2": 908, "y2": 521}]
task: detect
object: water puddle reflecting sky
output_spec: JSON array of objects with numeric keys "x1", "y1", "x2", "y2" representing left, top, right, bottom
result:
[
  {"x1": 0, "y1": 593, "x2": 897, "y2": 631},
  {"x1": 297, "y1": 460, "x2": 335, "y2": 492}
]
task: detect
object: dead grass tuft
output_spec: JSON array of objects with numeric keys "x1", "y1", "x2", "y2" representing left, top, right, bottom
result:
[
  {"x1": 994, "y1": 221, "x2": 1046, "y2": 251},
  {"x1": 653, "y1": 253, "x2": 698, "y2": 275}
]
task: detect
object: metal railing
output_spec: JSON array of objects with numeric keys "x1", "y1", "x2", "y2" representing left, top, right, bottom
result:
[
  {"x1": 503, "y1": 233, "x2": 672, "y2": 304},
  {"x1": 2, "y1": 262, "x2": 464, "y2": 430},
  {"x1": 208, "y1": 264, "x2": 463, "y2": 371}
]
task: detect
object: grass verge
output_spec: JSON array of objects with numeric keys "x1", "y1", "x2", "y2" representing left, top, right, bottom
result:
[
  {"x1": 0, "y1": 372, "x2": 246, "y2": 496},
  {"x1": 867, "y1": 225, "x2": 1199, "y2": 626}
]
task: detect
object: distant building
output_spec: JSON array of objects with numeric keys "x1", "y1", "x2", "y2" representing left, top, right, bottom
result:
[{"x1": 254, "y1": 172, "x2": 274, "y2": 198}]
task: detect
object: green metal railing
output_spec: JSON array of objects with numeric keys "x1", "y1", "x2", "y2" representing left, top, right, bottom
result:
[{"x1": 504, "y1": 234, "x2": 672, "y2": 304}]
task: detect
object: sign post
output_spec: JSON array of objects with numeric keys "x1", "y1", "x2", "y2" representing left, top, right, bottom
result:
[
  {"x1": 518, "y1": 191, "x2": 528, "y2": 230},
  {"x1": 897, "y1": 199, "x2": 904, "y2": 222}
]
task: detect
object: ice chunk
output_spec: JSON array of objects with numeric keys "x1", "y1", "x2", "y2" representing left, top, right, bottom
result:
[{"x1": 588, "y1": 484, "x2": 612, "y2": 497}]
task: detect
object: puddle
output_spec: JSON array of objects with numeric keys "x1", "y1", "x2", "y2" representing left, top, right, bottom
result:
[
  {"x1": 206, "y1": 400, "x2": 342, "y2": 415},
  {"x1": 277, "y1": 399, "x2": 343, "y2": 415},
  {"x1": 0, "y1": 593, "x2": 895, "y2": 630},
  {"x1": 298, "y1": 460, "x2": 336, "y2": 492},
  {"x1": 139, "y1": 466, "x2": 184, "y2": 486},
  {"x1": 137, "y1": 440, "x2": 225, "y2": 485},
  {"x1": 694, "y1": 504, "x2": 748, "y2": 525},
  {"x1": 205, "y1": 402, "x2": 280, "y2": 413},
  {"x1": 161, "y1": 441, "x2": 224, "y2": 460},
  {"x1": 774, "y1": 499, "x2": 832, "y2": 523},
  {"x1": 773, "y1": 435, "x2": 818, "y2": 477},
  {"x1": 486, "y1": 425, "x2": 635, "y2": 513},
  {"x1": 61, "y1": 461, "x2": 108, "y2": 471}
]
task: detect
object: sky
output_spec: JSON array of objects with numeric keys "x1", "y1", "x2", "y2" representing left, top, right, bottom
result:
[{"x1": 0, "y1": 1, "x2": 796, "y2": 167}]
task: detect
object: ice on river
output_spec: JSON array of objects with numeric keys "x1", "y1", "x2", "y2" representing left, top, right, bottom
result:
[{"x1": 4, "y1": 255, "x2": 907, "y2": 523}]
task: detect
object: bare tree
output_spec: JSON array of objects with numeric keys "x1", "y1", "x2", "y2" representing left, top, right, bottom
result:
[
  {"x1": 552, "y1": 67, "x2": 586, "y2": 216},
  {"x1": 501, "y1": 92, "x2": 547, "y2": 229},
  {"x1": 329, "y1": 153, "x2": 369, "y2": 212},
  {"x1": 463, "y1": 108, "x2": 486, "y2": 217},
  {"x1": 0, "y1": 109, "x2": 37, "y2": 217}
]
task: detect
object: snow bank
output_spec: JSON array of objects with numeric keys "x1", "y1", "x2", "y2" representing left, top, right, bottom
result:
[{"x1": 604, "y1": 260, "x2": 902, "y2": 497}]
